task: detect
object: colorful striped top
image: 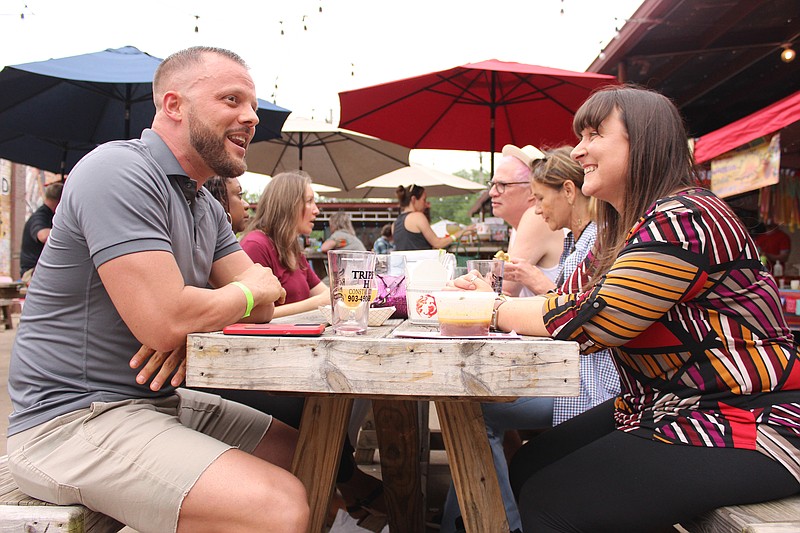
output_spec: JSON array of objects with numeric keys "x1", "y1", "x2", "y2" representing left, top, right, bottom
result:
[{"x1": 543, "y1": 188, "x2": 800, "y2": 480}]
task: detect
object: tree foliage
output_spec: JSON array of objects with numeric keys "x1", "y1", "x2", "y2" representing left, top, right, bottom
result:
[{"x1": 427, "y1": 168, "x2": 489, "y2": 225}]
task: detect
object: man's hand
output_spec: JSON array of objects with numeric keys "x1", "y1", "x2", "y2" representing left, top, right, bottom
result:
[
  {"x1": 503, "y1": 258, "x2": 556, "y2": 295},
  {"x1": 233, "y1": 263, "x2": 286, "y2": 305},
  {"x1": 130, "y1": 344, "x2": 187, "y2": 391}
]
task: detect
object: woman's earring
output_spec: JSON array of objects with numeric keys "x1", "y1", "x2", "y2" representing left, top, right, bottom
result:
[{"x1": 226, "y1": 212, "x2": 233, "y2": 225}]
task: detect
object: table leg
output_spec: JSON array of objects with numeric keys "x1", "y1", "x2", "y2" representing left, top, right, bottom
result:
[
  {"x1": 435, "y1": 400, "x2": 509, "y2": 533},
  {"x1": 291, "y1": 396, "x2": 353, "y2": 533},
  {"x1": 372, "y1": 399, "x2": 426, "y2": 533}
]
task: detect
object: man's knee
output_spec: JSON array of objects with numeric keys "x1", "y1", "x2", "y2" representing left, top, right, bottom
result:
[{"x1": 259, "y1": 473, "x2": 309, "y2": 532}]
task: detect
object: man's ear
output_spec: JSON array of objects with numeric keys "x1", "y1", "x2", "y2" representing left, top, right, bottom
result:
[{"x1": 161, "y1": 91, "x2": 183, "y2": 121}]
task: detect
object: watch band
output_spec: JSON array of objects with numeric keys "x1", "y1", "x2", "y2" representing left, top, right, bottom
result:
[{"x1": 491, "y1": 294, "x2": 508, "y2": 331}]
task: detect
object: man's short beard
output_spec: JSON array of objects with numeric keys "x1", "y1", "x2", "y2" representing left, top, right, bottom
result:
[{"x1": 189, "y1": 110, "x2": 246, "y2": 177}]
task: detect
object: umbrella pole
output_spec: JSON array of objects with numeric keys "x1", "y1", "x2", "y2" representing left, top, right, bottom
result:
[
  {"x1": 490, "y1": 71, "x2": 496, "y2": 178},
  {"x1": 125, "y1": 85, "x2": 132, "y2": 139},
  {"x1": 60, "y1": 145, "x2": 67, "y2": 179},
  {"x1": 298, "y1": 132, "x2": 304, "y2": 170}
]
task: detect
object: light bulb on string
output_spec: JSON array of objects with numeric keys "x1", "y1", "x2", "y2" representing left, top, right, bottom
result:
[
  {"x1": 319, "y1": 1, "x2": 322, "y2": 13},
  {"x1": 279, "y1": 21, "x2": 284, "y2": 35},
  {"x1": 194, "y1": 15, "x2": 199, "y2": 33},
  {"x1": 781, "y1": 44, "x2": 796, "y2": 63},
  {"x1": 303, "y1": 15, "x2": 308, "y2": 31}
]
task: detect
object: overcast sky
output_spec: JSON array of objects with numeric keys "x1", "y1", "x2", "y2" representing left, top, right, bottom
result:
[{"x1": 0, "y1": 0, "x2": 642, "y2": 189}]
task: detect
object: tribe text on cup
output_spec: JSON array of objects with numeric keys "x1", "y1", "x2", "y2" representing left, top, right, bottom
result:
[{"x1": 327, "y1": 250, "x2": 376, "y2": 335}]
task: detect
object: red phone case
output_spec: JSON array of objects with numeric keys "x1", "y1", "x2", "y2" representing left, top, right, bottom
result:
[{"x1": 222, "y1": 323, "x2": 326, "y2": 336}]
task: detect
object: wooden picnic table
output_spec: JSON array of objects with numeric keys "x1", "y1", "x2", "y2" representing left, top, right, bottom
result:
[{"x1": 185, "y1": 310, "x2": 579, "y2": 533}]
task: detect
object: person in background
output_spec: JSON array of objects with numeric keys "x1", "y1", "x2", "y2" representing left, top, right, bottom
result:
[
  {"x1": 392, "y1": 184, "x2": 474, "y2": 251},
  {"x1": 19, "y1": 181, "x2": 63, "y2": 283},
  {"x1": 489, "y1": 145, "x2": 564, "y2": 297},
  {"x1": 372, "y1": 223, "x2": 394, "y2": 254},
  {"x1": 203, "y1": 176, "x2": 250, "y2": 233},
  {"x1": 236, "y1": 170, "x2": 386, "y2": 524},
  {"x1": 239, "y1": 171, "x2": 330, "y2": 318},
  {"x1": 456, "y1": 85, "x2": 800, "y2": 532},
  {"x1": 754, "y1": 222, "x2": 791, "y2": 272},
  {"x1": 8, "y1": 46, "x2": 307, "y2": 533},
  {"x1": 320, "y1": 211, "x2": 366, "y2": 252},
  {"x1": 439, "y1": 147, "x2": 619, "y2": 533}
]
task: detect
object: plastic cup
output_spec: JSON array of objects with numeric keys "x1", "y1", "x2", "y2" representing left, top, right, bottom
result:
[
  {"x1": 435, "y1": 290, "x2": 496, "y2": 336},
  {"x1": 327, "y1": 250, "x2": 376, "y2": 335},
  {"x1": 792, "y1": 280, "x2": 800, "y2": 290},
  {"x1": 466, "y1": 259, "x2": 505, "y2": 294}
]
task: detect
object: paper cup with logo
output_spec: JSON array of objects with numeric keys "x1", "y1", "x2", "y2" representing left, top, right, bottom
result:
[
  {"x1": 407, "y1": 282, "x2": 446, "y2": 324},
  {"x1": 436, "y1": 290, "x2": 496, "y2": 336},
  {"x1": 327, "y1": 250, "x2": 376, "y2": 335},
  {"x1": 405, "y1": 258, "x2": 449, "y2": 324}
]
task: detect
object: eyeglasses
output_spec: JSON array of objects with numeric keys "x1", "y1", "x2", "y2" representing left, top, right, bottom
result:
[{"x1": 487, "y1": 180, "x2": 530, "y2": 194}]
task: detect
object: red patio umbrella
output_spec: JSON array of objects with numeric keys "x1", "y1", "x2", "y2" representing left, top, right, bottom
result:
[{"x1": 338, "y1": 59, "x2": 617, "y2": 175}]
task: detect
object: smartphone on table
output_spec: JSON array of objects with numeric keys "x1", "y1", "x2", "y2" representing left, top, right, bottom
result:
[{"x1": 222, "y1": 323, "x2": 326, "y2": 336}]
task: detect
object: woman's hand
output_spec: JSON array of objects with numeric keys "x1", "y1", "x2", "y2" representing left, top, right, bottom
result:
[{"x1": 447, "y1": 269, "x2": 495, "y2": 291}]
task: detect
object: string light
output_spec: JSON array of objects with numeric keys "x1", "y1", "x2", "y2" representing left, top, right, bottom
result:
[
  {"x1": 303, "y1": 15, "x2": 308, "y2": 31},
  {"x1": 279, "y1": 20, "x2": 284, "y2": 35},
  {"x1": 319, "y1": 1, "x2": 323, "y2": 13},
  {"x1": 194, "y1": 15, "x2": 199, "y2": 33},
  {"x1": 781, "y1": 43, "x2": 796, "y2": 63}
]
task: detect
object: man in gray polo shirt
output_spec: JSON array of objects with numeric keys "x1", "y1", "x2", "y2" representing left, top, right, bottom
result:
[{"x1": 7, "y1": 47, "x2": 308, "y2": 533}]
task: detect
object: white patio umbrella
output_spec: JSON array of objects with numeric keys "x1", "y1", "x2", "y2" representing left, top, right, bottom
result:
[
  {"x1": 236, "y1": 171, "x2": 340, "y2": 196},
  {"x1": 325, "y1": 163, "x2": 485, "y2": 199},
  {"x1": 244, "y1": 115, "x2": 410, "y2": 191}
]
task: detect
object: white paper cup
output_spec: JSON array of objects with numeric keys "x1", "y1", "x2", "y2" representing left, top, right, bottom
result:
[
  {"x1": 791, "y1": 280, "x2": 800, "y2": 290},
  {"x1": 406, "y1": 285, "x2": 444, "y2": 324}
]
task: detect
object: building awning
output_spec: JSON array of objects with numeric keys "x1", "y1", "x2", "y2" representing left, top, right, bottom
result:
[{"x1": 693, "y1": 90, "x2": 800, "y2": 164}]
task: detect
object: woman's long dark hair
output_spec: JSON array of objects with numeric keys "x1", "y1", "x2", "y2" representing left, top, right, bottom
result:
[
  {"x1": 204, "y1": 176, "x2": 231, "y2": 214},
  {"x1": 573, "y1": 85, "x2": 699, "y2": 281},
  {"x1": 395, "y1": 184, "x2": 425, "y2": 209}
]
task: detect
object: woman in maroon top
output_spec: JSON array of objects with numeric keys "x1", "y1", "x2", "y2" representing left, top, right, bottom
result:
[
  {"x1": 239, "y1": 171, "x2": 331, "y2": 319},
  {"x1": 231, "y1": 170, "x2": 388, "y2": 522}
]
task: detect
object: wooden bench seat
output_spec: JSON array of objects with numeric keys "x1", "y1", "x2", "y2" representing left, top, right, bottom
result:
[
  {"x1": 0, "y1": 455, "x2": 121, "y2": 533},
  {"x1": 681, "y1": 495, "x2": 800, "y2": 533}
]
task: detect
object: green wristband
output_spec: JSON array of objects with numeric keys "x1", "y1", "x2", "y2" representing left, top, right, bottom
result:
[{"x1": 230, "y1": 281, "x2": 254, "y2": 319}]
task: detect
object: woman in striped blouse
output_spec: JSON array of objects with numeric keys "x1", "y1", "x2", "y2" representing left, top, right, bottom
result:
[{"x1": 460, "y1": 85, "x2": 800, "y2": 531}]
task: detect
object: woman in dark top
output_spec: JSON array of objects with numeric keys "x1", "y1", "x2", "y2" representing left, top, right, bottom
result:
[{"x1": 392, "y1": 184, "x2": 473, "y2": 250}]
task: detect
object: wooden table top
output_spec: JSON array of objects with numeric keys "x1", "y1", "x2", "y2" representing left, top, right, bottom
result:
[{"x1": 186, "y1": 310, "x2": 579, "y2": 399}]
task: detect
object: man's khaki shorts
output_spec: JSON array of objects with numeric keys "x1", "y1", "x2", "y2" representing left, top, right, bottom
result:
[{"x1": 7, "y1": 388, "x2": 271, "y2": 533}]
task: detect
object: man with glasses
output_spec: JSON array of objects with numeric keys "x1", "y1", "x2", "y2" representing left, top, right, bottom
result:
[
  {"x1": 488, "y1": 144, "x2": 564, "y2": 297},
  {"x1": 440, "y1": 146, "x2": 565, "y2": 532}
]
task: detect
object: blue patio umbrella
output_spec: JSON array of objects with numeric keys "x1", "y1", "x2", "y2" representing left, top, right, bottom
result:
[{"x1": 0, "y1": 46, "x2": 290, "y2": 175}]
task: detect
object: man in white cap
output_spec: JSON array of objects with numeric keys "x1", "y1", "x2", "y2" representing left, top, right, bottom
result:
[
  {"x1": 441, "y1": 144, "x2": 565, "y2": 533},
  {"x1": 490, "y1": 144, "x2": 564, "y2": 297}
]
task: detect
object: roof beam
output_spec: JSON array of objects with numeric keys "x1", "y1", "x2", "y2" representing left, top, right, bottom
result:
[{"x1": 641, "y1": 0, "x2": 769, "y2": 90}]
